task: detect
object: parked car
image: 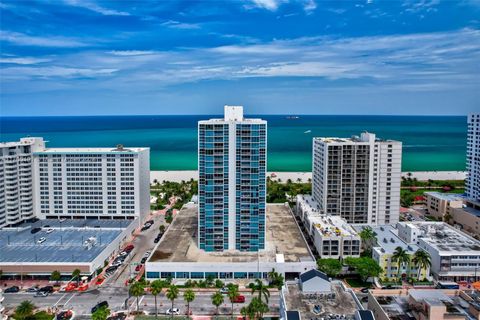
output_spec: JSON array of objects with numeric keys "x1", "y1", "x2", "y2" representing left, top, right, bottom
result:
[
  {"x1": 112, "y1": 260, "x2": 123, "y2": 267},
  {"x1": 233, "y1": 295, "x2": 245, "y2": 303},
  {"x1": 56, "y1": 310, "x2": 74, "y2": 320},
  {"x1": 91, "y1": 301, "x2": 109, "y2": 314},
  {"x1": 4, "y1": 286, "x2": 20, "y2": 293},
  {"x1": 141, "y1": 225, "x2": 150, "y2": 231},
  {"x1": 135, "y1": 264, "x2": 143, "y2": 272},
  {"x1": 27, "y1": 286, "x2": 39, "y2": 292},
  {"x1": 140, "y1": 257, "x2": 147, "y2": 264},
  {"x1": 143, "y1": 251, "x2": 151, "y2": 257},
  {"x1": 39, "y1": 286, "x2": 54, "y2": 293},
  {"x1": 31, "y1": 227, "x2": 41, "y2": 234},
  {"x1": 105, "y1": 266, "x2": 118, "y2": 274},
  {"x1": 166, "y1": 308, "x2": 180, "y2": 315},
  {"x1": 119, "y1": 251, "x2": 128, "y2": 256},
  {"x1": 34, "y1": 291, "x2": 49, "y2": 297},
  {"x1": 360, "y1": 288, "x2": 370, "y2": 293},
  {"x1": 46, "y1": 228, "x2": 54, "y2": 234},
  {"x1": 37, "y1": 237, "x2": 46, "y2": 244},
  {"x1": 220, "y1": 287, "x2": 229, "y2": 294},
  {"x1": 124, "y1": 244, "x2": 134, "y2": 252},
  {"x1": 153, "y1": 237, "x2": 161, "y2": 243}
]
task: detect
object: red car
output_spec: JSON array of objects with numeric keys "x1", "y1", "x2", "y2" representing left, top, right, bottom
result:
[
  {"x1": 124, "y1": 244, "x2": 134, "y2": 252},
  {"x1": 233, "y1": 295, "x2": 245, "y2": 303},
  {"x1": 135, "y1": 264, "x2": 143, "y2": 272}
]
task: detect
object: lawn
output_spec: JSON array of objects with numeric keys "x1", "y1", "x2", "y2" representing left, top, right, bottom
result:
[{"x1": 345, "y1": 278, "x2": 372, "y2": 288}]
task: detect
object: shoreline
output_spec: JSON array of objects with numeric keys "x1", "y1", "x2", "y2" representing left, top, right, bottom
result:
[{"x1": 150, "y1": 170, "x2": 466, "y2": 183}]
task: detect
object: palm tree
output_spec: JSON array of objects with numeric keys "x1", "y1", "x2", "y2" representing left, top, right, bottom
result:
[
  {"x1": 392, "y1": 246, "x2": 411, "y2": 281},
  {"x1": 249, "y1": 297, "x2": 268, "y2": 319},
  {"x1": 129, "y1": 281, "x2": 145, "y2": 312},
  {"x1": 249, "y1": 279, "x2": 270, "y2": 304},
  {"x1": 166, "y1": 284, "x2": 179, "y2": 313},
  {"x1": 184, "y1": 289, "x2": 195, "y2": 317},
  {"x1": 14, "y1": 301, "x2": 36, "y2": 320},
  {"x1": 72, "y1": 268, "x2": 81, "y2": 285},
  {"x1": 227, "y1": 283, "x2": 240, "y2": 317},
  {"x1": 211, "y1": 291, "x2": 224, "y2": 317},
  {"x1": 150, "y1": 280, "x2": 165, "y2": 318},
  {"x1": 92, "y1": 306, "x2": 110, "y2": 320},
  {"x1": 412, "y1": 249, "x2": 431, "y2": 281},
  {"x1": 359, "y1": 226, "x2": 377, "y2": 252},
  {"x1": 50, "y1": 270, "x2": 61, "y2": 285},
  {"x1": 240, "y1": 306, "x2": 248, "y2": 320}
]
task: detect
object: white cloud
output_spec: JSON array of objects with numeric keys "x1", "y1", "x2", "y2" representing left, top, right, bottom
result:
[
  {"x1": 160, "y1": 20, "x2": 201, "y2": 30},
  {"x1": 0, "y1": 57, "x2": 51, "y2": 65},
  {"x1": 304, "y1": 0, "x2": 317, "y2": 13},
  {"x1": 107, "y1": 50, "x2": 156, "y2": 56},
  {"x1": 1, "y1": 66, "x2": 117, "y2": 79},
  {"x1": 63, "y1": 0, "x2": 130, "y2": 16},
  {"x1": 0, "y1": 31, "x2": 87, "y2": 47},
  {"x1": 249, "y1": 0, "x2": 282, "y2": 11}
]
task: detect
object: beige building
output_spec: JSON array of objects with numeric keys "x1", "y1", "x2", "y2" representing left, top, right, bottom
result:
[
  {"x1": 368, "y1": 289, "x2": 480, "y2": 320},
  {"x1": 425, "y1": 192, "x2": 463, "y2": 220},
  {"x1": 451, "y1": 201, "x2": 480, "y2": 238}
]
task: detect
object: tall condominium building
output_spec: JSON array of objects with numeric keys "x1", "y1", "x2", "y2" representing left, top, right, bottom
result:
[
  {"x1": 32, "y1": 145, "x2": 150, "y2": 220},
  {"x1": 198, "y1": 106, "x2": 267, "y2": 252},
  {"x1": 312, "y1": 132, "x2": 402, "y2": 225},
  {"x1": 0, "y1": 138, "x2": 45, "y2": 228},
  {"x1": 467, "y1": 113, "x2": 480, "y2": 202}
]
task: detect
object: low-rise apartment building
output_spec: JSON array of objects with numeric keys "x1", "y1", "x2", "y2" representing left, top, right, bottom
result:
[
  {"x1": 450, "y1": 201, "x2": 480, "y2": 239},
  {"x1": 356, "y1": 224, "x2": 428, "y2": 281},
  {"x1": 424, "y1": 192, "x2": 464, "y2": 220},
  {"x1": 398, "y1": 221, "x2": 480, "y2": 282},
  {"x1": 296, "y1": 195, "x2": 361, "y2": 259}
]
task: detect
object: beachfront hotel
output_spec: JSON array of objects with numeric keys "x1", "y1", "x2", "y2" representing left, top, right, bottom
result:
[
  {"x1": 312, "y1": 132, "x2": 402, "y2": 225},
  {"x1": 467, "y1": 113, "x2": 480, "y2": 203},
  {"x1": 0, "y1": 137, "x2": 45, "y2": 228},
  {"x1": 32, "y1": 145, "x2": 150, "y2": 220},
  {"x1": 198, "y1": 106, "x2": 267, "y2": 252}
]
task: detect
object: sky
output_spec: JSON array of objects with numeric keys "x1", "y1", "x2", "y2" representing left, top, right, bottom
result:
[{"x1": 0, "y1": 0, "x2": 479, "y2": 116}]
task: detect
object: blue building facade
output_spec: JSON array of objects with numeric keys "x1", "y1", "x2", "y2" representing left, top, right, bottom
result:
[{"x1": 198, "y1": 106, "x2": 266, "y2": 252}]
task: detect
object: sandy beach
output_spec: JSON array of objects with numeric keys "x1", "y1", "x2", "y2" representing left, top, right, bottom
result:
[{"x1": 150, "y1": 170, "x2": 466, "y2": 183}]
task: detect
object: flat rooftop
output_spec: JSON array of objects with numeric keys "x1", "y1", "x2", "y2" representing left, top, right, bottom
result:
[
  {"x1": 34, "y1": 147, "x2": 148, "y2": 153},
  {"x1": 425, "y1": 192, "x2": 464, "y2": 201},
  {"x1": 0, "y1": 219, "x2": 134, "y2": 263},
  {"x1": 403, "y1": 222, "x2": 480, "y2": 253},
  {"x1": 150, "y1": 203, "x2": 313, "y2": 263},
  {"x1": 284, "y1": 283, "x2": 358, "y2": 318},
  {"x1": 355, "y1": 225, "x2": 419, "y2": 255}
]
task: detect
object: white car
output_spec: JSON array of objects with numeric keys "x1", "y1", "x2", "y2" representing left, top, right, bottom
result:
[
  {"x1": 37, "y1": 237, "x2": 46, "y2": 244},
  {"x1": 46, "y1": 228, "x2": 54, "y2": 234},
  {"x1": 166, "y1": 308, "x2": 180, "y2": 315},
  {"x1": 143, "y1": 251, "x2": 151, "y2": 258}
]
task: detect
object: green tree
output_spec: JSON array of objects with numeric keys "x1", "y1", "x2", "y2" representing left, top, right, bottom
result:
[
  {"x1": 359, "y1": 226, "x2": 377, "y2": 253},
  {"x1": 211, "y1": 291, "x2": 224, "y2": 317},
  {"x1": 184, "y1": 289, "x2": 195, "y2": 318},
  {"x1": 129, "y1": 281, "x2": 145, "y2": 312},
  {"x1": 227, "y1": 283, "x2": 240, "y2": 317},
  {"x1": 166, "y1": 284, "x2": 179, "y2": 313},
  {"x1": 92, "y1": 306, "x2": 110, "y2": 320},
  {"x1": 50, "y1": 270, "x2": 61, "y2": 284},
  {"x1": 267, "y1": 269, "x2": 285, "y2": 289},
  {"x1": 72, "y1": 268, "x2": 81, "y2": 285},
  {"x1": 249, "y1": 297, "x2": 268, "y2": 319},
  {"x1": 159, "y1": 225, "x2": 166, "y2": 233},
  {"x1": 344, "y1": 257, "x2": 383, "y2": 283},
  {"x1": 249, "y1": 279, "x2": 270, "y2": 304},
  {"x1": 392, "y1": 246, "x2": 411, "y2": 280},
  {"x1": 150, "y1": 279, "x2": 165, "y2": 318},
  {"x1": 316, "y1": 258, "x2": 342, "y2": 277},
  {"x1": 14, "y1": 300, "x2": 35, "y2": 320},
  {"x1": 412, "y1": 249, "x2": 431, "y2": 281}
]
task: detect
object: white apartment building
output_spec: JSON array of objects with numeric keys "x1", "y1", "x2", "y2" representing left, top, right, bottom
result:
[
  {"x1": 296, "y1": 195, "x2": 361, "y2": 259},
  {"x1": 0, "y1": 137, "x2": 45, "y2": 228},
  {"x1": 312, "y1": 132, "x2": 402, "y2": 225},
  {"x1": 398, "y1": 221, "x2": 480, "y2": 282},
  {"x1": 467, "y1": 113, "x2": 480, "y2": 202},
  {"x1": 32, "y1": 145, "x2": 150, "y2": 220}
]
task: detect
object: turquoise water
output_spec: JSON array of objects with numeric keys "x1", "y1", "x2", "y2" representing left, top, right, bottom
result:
[{"x1": 0, "y1": 115, "x2": 467, "y2": 172}]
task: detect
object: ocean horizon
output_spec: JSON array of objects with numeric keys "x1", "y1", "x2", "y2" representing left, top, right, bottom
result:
[{"x1": 0, "y1": 115, "x2": 467, "y2": 172}]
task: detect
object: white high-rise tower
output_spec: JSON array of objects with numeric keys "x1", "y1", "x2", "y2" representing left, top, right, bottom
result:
[{"x1": 467, "y1": 113, "x2": 480, "y2": 202}]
